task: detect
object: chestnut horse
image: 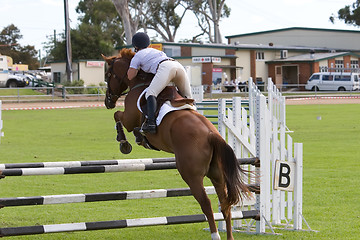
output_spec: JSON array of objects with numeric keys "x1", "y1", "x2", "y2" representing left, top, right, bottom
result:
[{"x1": 102, "y1": 49, "x2": 251, "y2": 240}]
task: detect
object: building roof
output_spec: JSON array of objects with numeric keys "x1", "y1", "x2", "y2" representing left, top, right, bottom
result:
[
  {"x1": 225, "y1": 27, "x2": 360, "y2": 39},
  {"x1": 119, "y1": 41, "x2": 333, "y2": 53},
  {"x1": 266, "y1": 52, "x2": 360, "y2": 64},
  {"x1": 230, "y1": 43, "x2": 331, "y2": 52}
]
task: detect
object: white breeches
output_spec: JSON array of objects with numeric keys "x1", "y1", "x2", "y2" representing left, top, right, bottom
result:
[{"x1": 145, "y1": 60, "x2": 193, "y2": 99}]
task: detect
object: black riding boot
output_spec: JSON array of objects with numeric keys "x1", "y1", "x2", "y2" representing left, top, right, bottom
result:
[{"x1": 141, "y1": 95, "x2": 157, "y2": 134}]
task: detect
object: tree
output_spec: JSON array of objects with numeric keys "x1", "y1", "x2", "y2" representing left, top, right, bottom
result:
[
  {"x1": 330, "y1": 0, "x2": 360, "y2": 26},
  {"x1": 111, "y1": 0, "x2": 139, "y2": 45},
  {"x1": 0, "y1": 24, "x2": 39, "y2": 69},
  {"x1": 112, "y1": 0, "x2": 191, "y2": 43},
  {"x1": 76, "y1": 0, "x2": 124, "y2": 47},
  {"x1": 143, "y1": 0, "x2": 190, "y2": 42},
  {"x1": 190, "y1": 0, "x2": 231, "y2": 43},
  {"x1": 111, "y1": 0, "x2": 230, "y2": 43},
  {"x1": 49, "y1": 24, "x2": 115, "y2": 61},
  {"x1": 47, "y1": 0, "x2": 122, "y2": 61}
]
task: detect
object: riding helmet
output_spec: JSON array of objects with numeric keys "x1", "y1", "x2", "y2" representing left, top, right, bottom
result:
[{"x1": 132, "y1": 32, "x2": 150, "y2": 50}]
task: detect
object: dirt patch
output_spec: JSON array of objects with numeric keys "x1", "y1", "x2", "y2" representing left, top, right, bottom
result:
[
  {"x1": 286, "y1": 97, "x2": 360, "y2": 105},
  {"x1": 1, "y1": 101, "x2": 108, "y2": 110}
]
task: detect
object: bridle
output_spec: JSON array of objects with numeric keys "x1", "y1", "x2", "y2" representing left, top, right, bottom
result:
[
  {"x1": 105, "y1": 58, "x2": 129, "y2": 105},
  {"x1": 104, "y1": 56, "x2": 154, "y2": 109}
]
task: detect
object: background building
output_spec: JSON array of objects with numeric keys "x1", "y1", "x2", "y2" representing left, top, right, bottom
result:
[
  {"x1": 226, "y1": 27, "x2": 360, "y2": 51},
  {"x1": 50, "y1": 60, "x2": 105, "y2": 86}
]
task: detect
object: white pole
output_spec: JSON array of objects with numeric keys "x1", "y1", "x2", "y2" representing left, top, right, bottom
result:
[{"x1": 293, "y1": 143, "x2": 303, "y2": 230}]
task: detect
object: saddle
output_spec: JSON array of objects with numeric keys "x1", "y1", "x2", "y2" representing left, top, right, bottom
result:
[
  {"x1": 139, "y1": 86, "x2": 195, "y2": 117},
  {"x1": 135, "y1": 87, "x2": 195, "y2": 151}
]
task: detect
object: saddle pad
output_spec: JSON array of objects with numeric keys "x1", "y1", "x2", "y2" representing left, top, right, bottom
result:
[{"x1": 137, "y1": 88, "x2": 196, "y2": 125}]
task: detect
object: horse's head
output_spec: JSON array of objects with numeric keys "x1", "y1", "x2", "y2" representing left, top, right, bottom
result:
[{"x1": 102, "y1": 49, "x2": 135, "y2": 109}]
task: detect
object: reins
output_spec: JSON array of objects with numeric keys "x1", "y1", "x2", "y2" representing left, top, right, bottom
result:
[{"x1": 105, "y1": 58, "x2": 129, "y2": 101}]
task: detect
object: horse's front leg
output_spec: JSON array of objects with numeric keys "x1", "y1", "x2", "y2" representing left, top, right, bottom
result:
[{"x1": 114, "y1": 111, "x2": 132, "y2": 154}]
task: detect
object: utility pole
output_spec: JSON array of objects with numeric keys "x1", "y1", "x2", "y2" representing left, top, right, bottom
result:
[
  {"x1": 54, "y1": 30, "x2": 57, "y2": 48},
  {"x1": 38, "y1": 50, "x2": 42, "y2": 67},
  {"x1": 64, "y1": 0, "x2": 72, "y2": 82}
]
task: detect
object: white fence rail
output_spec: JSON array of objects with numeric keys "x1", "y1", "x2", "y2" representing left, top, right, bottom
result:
[{"x1": 0, "y1": 86, "x2": 106, "y2": 103}]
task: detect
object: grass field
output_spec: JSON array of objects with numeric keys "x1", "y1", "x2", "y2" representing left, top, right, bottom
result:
[{"x1": 0, "y1": 103, "x2": 359, "y2": 239}]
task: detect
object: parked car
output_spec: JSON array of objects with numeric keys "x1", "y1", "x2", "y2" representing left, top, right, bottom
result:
[
  {"x1": 305, "y1": 72, "x2": 360, "y2": 91},
  {"x1": 27, "y1": 77, "x2": 54, "y2": 88},
  {"x1": 0, "y1": 73, "x2": 29, "y2": 88}
]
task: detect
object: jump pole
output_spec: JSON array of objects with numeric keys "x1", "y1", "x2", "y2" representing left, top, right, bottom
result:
[
  {"x1": 0, "y1": 158, "x2": 176, "y2": 170},
  {"x1": 0, "y1": 185, "x2": 260, "y2": 208},
  {"x1": 0, "y1": 162, "x2": 177, "y2": 177},
  {"x1": 0, "y1": 211, "x2": 259, "y2": 237},
  {"x1": 0, "y1": 158, "x2": 259, "y2": 177},
  {"x1": 0, "y1": 157, "x2": 259, "y2": 170}
]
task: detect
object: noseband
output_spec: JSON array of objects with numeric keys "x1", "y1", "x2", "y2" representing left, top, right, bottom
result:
[{"x1": 105, "y1": 58, "x2": 129, "y2": 104}]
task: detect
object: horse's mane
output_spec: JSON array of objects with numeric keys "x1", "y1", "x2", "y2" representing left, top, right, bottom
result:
[{"x1": 118, "y1": 48, "x2": 135, "y2": 62}]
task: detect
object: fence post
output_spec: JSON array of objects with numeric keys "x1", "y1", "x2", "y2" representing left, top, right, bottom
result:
[
  {"x1": 17, "y1": 88, "x2": 20, "y2": 103},
  {"x1": 293, "y1": 143, "x2": 303, "y2": 230},
  {"x1": 62, "y1": 86, "x2": 66, "y2": 102},
  {"x1": 52, "y1": 87, "x2": 55, "y2": 102},
  {"x1": 0, "y1": 100, "x2": 3, "y2": 143}
]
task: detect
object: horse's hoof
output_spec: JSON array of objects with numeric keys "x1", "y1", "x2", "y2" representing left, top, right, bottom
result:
[{"x1": 120, "y1": 141, "x2": 132, "y2": 154}]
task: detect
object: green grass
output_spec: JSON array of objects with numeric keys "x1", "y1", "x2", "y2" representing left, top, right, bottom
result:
[
  {"x1": 285, "y1": 104, "x2": 360, "y2": 239},
  {"x1": 0, "y1": 89, "x2": 43, "y2": 96},
  {"x1": 0, "y1": 104, "x2": 359, "y2": 239}
]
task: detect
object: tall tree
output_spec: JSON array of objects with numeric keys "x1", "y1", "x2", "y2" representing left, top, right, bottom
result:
[
  {"x1": 47, "y1": 0, "x2": 121, "y2": 61},
  {"x1": 143, "y1": 0, "x2": 190, "y2": 42},
  {"x1": 48, "y1": 24, "x2": 115, "y2": 61},
  {"x1": 0, "y1": 24, "x2": 39, "y2": 69},
  {"x1": 76, "y1": 0, "x2": 124, "y2": 47},
  {"x1": 111, "y1": 0, "x2": 190, "y2": 43},
  {"x1": 190, "y1": 0, "x2": 230, "y2": 43},
  {"x1": 330, "y1": 1, "x2": 360, "y2": 26},
  {"x1": 111, "y1": 0, "x2": 136, "y2": 45},
  {"x1": 111, "y1": 0, "x2": 230, "y2": 43}
]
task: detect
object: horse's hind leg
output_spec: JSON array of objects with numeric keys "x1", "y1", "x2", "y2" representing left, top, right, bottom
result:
[
  {"x1": 181, "y1": 175, "x2": 220, "y2": 240},
  {"x1": 211, "y1": 179, "x2": 234, "y2": 240},
  {"x1": 208, "y1": 168, "x2": 234, "y2": 240}
]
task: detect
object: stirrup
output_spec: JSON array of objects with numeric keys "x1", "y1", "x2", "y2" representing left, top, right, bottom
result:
[{"x1": 140, "y1": 120, "x2": 157, "y2": 134}]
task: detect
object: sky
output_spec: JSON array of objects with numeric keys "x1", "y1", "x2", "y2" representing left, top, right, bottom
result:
[{"x1": 0, "y1": 0, "x2": 359, "y2": 58}]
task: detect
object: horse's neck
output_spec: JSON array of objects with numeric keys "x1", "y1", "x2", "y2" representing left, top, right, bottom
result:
[
  {"x1": 129, "y1": 78, "x2": 149, "y2": 91},
  {"x1": 129, "y1": 71, "x2": 153, "y2": 90}
]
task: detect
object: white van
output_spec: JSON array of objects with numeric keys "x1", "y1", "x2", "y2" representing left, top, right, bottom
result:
[{"x1": 305, "y1": 72, "x2": 359, "y2": 91}]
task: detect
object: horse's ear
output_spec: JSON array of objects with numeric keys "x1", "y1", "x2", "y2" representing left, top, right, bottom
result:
[{"x1": 101, "y1": 54, "x2": 113, "y2": 64}]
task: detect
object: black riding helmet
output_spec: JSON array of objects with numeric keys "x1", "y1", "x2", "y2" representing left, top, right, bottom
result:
[{"x1": 132, "y1": 32, "x2": 150, "y2": 50}]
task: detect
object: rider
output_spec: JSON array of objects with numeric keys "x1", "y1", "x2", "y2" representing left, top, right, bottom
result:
[{"x1": 127, "y1": 32, "x2": 193, "y2": 134}]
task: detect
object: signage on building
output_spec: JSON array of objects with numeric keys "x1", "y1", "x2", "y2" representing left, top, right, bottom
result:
[
  {"x1": 192, "y1": 57, "x2": 221, "y2": 63},
  {"x1": 150, "y1": 44, "x2": 163, "y2": 51},
  {"x1": 212, "y1": 68, "x2": 222, "y2": 72},
  {"x1": 86, "y1": 61, "x2": 105, "y2": 67},
  {"x1": 211, "y1": 57, "x2": 221, "y2": 63}
]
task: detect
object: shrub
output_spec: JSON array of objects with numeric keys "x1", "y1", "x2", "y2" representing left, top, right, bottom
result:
[
  {"x1": 86, "y1": 84, "x2": 106, "y2": 94},
  {"x1": 63, "y1": 80, "x2": 85, "y2": 94}
]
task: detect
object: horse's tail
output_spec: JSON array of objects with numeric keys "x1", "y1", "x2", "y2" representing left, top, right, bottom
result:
[{"x1": 209, "y1": 132, "x2": 252, "y2": 209}]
